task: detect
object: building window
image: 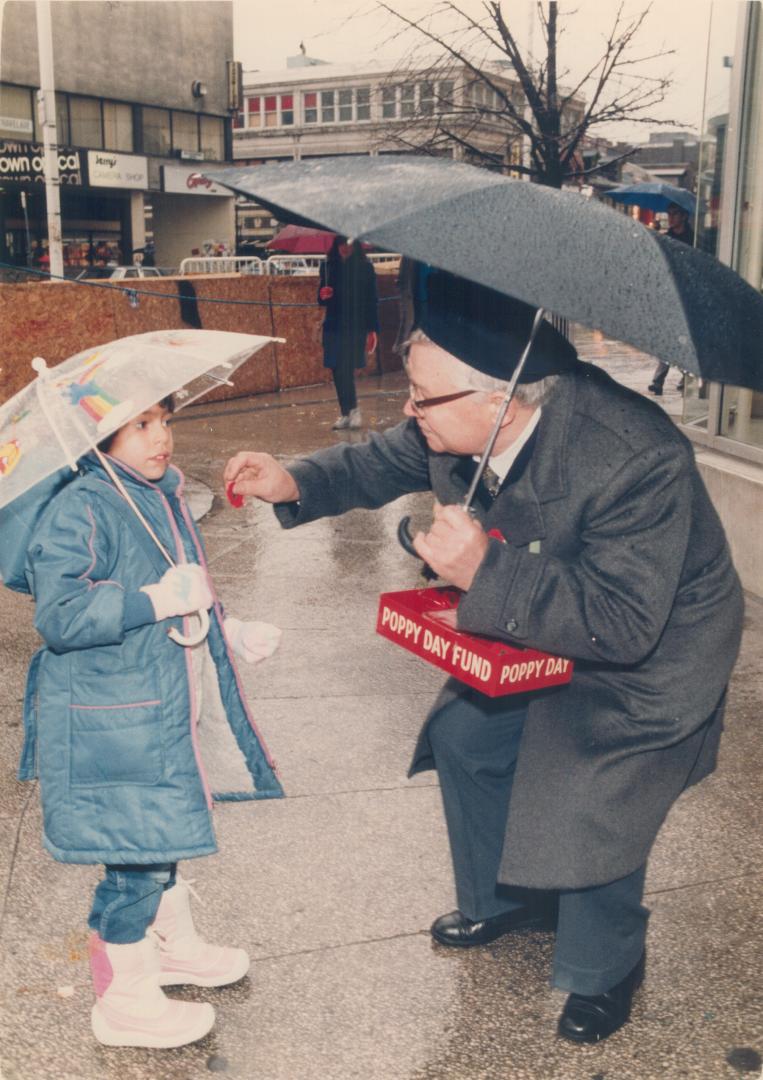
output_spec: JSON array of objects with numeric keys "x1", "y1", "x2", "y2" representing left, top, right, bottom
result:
[
  {"x1": 247, "y1": 96, "x2": 261, "y2": 128},
  {"x1": 338, "y1": 89, "x2": 353, "y2": 122},
  {"x1": 200, "y1": 115, "x2": 224, "y2": 160},
  {"x1": 172, "y1": 111, "x2": 199, "y2": 153},
  {"x1": 400, "y1": 85, "x2": 415, "y2": 118},
  {"x1": 321, "y1": 90, "x2": 335, "y2": 123},
  {"x1": 142, "y1": 106, "x2": 171, "y2": 155},
  {"x1": 304, "y1": 92, "x2": 317, "y2": 123},
  {"x1": 69, "y1": 95, "x2": 103, "y2": 148},
  {"x1": 53, "y1": 94, "x2": 70, "y2": 145},
  {"x1": 281, "y1": 94, "x2": 294, "y2": 126},
  {"x1": 264, "y1": 96, "x2": 278, "y2": 128},
  {"x1": 357, "y1": 87, "x2": 371, "y2": 120},
  {"x1": 438, "y1": 80, "x2": 455, "y2": 111},
  {"x1": 233, "y1": 110, "x2": 244, "y2": 129},
  {"x1": 419, "y1": 82, "x2": 435, "y2": 116},
  {"x1": 382, "y1": 86, "x2": 397, "y2": 119},
  {"x1": 102, "y1": 101, "x2": 133, "y2": 151},
  {"x1": 0, "y1": 83, "x2": 34, "y2": 140}
]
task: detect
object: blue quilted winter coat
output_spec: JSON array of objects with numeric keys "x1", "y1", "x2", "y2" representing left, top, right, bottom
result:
[{"x1": 19, "y1": 454, "x2": 283, "y2": 865}]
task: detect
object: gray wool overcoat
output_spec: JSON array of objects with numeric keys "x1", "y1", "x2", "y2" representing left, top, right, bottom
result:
[{"x1": 275, "y1": 363, "x2": 743, "y2": 890}]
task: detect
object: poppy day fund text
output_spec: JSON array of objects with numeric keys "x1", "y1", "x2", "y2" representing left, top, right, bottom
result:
[{"x1": 378, "y1": 603, "x2": 571, "y2": 687}]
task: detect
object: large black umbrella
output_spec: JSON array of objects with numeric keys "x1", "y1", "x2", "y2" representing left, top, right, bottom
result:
[{"x1": 206, "y1": 156, "x2": 763, "y2": 391}]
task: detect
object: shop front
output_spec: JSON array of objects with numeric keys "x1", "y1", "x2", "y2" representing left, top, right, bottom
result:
[{"x1": 0, "y1": 140, "x2": 148, "y2": 277}]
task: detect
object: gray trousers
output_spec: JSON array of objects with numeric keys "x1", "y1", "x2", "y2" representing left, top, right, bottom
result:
[{"x1": 428, "y1": 692, "x2": 649, "y2": 995}]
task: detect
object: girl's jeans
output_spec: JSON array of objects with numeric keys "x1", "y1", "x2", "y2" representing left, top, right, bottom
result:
[{"x1": 88, "y1": 863, "x2": 177, "y2": 944}]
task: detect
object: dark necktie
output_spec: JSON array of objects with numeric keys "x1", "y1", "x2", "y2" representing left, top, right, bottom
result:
[{"x1": 482, "y1": 464, "x2": 502, "y2": 499}]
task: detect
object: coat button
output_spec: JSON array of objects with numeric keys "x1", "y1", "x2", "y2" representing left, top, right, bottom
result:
[{"x1": 505, "y1": 618, "x2": 518, "y2": 632}]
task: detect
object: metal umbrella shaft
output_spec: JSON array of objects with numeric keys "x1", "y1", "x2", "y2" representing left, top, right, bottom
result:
[{"x1": 462, "y1": 306, "x2": 546, "y2": 512}]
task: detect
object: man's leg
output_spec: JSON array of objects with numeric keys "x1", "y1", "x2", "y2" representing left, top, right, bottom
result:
[
  {"x1": 427, "y1": 691, "x2": 557, "y2": 942},
  {"x1": 553, "y1": 863, "x2": 648, "y2": 994},
  {"x1": 648, "y1": 361, "x2": 669, "y2": 394},
  {"x1": 553, "y1": 864, "x2": 648, "y2": 1042}
]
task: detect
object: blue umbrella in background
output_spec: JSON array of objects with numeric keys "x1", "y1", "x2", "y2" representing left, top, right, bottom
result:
[{"x1": 608, "y1": 182, "x2": 697, "y2": 217}]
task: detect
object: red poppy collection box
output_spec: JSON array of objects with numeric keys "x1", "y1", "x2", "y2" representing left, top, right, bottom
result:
[{"x1": 376, "y1": 586, "x2": 573, "y2": 697}]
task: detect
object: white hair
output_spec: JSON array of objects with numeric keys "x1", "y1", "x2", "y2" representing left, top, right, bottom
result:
[{"x1": 404, "y1": 328, "x2": 559, "y2": 407}]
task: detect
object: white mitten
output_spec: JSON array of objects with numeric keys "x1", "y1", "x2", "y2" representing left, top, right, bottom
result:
[
  {"x1": 224, "y1": 617, "x2": 282, "y2": 664},
  {"x1": 141, "y1": 564, "x2": 213, "y2": 622}
]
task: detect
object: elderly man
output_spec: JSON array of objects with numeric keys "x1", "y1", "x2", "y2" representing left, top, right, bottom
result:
[{"x1": 225, "y1": 270, "x2": 742, "y2": 1044}]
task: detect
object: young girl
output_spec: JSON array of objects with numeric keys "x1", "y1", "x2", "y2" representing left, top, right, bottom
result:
[{"x1": 20, "y1": 396, "x2": 283, "y2": 1049}]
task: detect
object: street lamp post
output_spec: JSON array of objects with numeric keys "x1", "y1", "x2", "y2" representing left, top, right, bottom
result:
[{"x1": 35, "y1": 0, "x2": 64, "y2": 279}]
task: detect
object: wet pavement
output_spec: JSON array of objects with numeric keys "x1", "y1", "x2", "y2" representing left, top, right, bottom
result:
[{"x1": 0, "y1": 332, "x2": 761, "y2": 1079}]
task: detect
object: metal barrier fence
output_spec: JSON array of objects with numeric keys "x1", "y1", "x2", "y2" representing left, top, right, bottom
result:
[
  {"x1": 179, "y1": 253, "x2": 400, "y2": 276},
  {"x1": 178, "y1": 256, "x2": 265, "y2": 275}
]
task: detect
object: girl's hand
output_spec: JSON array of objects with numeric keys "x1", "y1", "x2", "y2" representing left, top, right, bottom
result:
[
  {"x1": 141, "y1": 564, "x2": 212, "y2": 621},
  {"x1": 224, "y1": 618, "x2": 282, "y2": 663}
]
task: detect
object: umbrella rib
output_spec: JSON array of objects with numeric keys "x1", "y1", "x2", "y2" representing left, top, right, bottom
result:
[{"x1": 32, "y1": 361, "x2": 79, "y2": 472}]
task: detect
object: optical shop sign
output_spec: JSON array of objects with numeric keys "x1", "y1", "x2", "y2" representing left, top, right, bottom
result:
[{"x1": 0, "y1": 141, "x2": 82, "y2": 184}]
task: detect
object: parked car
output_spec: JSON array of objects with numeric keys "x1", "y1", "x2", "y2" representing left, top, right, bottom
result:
[
  {"x1": 109, "y1": 265, "x2": 163, "y2": 280},
  {"x1": 74, "y1": 265, "x2": 164, "y2": 281}
]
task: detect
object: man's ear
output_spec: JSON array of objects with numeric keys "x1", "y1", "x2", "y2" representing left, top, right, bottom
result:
[{"x1": 488, "y1": 391, "x2": 519, "y2": 428}]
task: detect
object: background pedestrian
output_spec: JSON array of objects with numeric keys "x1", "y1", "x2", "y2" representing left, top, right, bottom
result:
[{"x1": 318, "y1": 236, "x2": 379, "y2": 429}]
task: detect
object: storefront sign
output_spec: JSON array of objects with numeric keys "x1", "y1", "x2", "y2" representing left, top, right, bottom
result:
[
  {"x1": 162, "y1": 164, "x2": 229, "y2": 196},
  {"x1": 87, "y1": 150, "x2": 148, "y2": 189},
  {"x1": 0, "y1": 141, "x2": 82, "y2": 184},
  {"x1": 0, "y1": 116, "x2": 34, "y2": 135}
]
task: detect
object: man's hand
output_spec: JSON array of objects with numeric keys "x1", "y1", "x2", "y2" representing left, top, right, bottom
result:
[
  {"x1": 223, "y1": 452, "x2": 300, "y2": 504},
  {"x1": 412, "y1": 504, "x2": 489, "y2": 591}
]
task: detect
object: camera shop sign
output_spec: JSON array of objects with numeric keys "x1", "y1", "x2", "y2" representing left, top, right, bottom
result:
[
  {"x1": 88, "y1": 150, "x2": 148, "y2": 189},
  {"x1": 0, "y1": 141, "x2": 82, "y2": 184}
]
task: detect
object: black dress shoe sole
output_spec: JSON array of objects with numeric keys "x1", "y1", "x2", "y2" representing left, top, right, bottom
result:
[{"x1": 431, "y1": 909, "x2": 556, "y2": 948}]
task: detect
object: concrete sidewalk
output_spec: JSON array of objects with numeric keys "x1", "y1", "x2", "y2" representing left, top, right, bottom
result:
[{"x1": 0, "y1": 338, "x2": 761, "y2": 1079}]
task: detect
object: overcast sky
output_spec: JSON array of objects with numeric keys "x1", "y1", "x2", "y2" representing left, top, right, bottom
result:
[{"x1": 232, "y1": 0, "x2": 741, "y2": 143}]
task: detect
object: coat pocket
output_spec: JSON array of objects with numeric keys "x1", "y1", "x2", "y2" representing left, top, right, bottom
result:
[{"x1": 69, "y1": 669, "x2": 164, "y2": 787}]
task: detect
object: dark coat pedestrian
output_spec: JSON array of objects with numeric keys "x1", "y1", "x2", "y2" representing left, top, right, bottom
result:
[{"x1": 318, "y1": 237, "x2": 378, "y2": 428}]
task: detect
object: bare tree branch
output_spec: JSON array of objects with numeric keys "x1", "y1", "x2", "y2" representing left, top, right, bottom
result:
[{"x1": 372, "y1": 0, "x2": 682, "y2": 187}]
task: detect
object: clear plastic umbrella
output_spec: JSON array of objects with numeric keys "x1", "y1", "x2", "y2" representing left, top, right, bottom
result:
[{"x1": 0, "y1": 328, "x2": 278, "y2": 644}]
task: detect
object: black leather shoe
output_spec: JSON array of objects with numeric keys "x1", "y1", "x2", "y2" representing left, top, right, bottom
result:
[
  {"x1": 430, "y1": 904, "x2": 557, "y2": 948},
  {"x1": 557, "y1": 952, "x2": 646, "y2": 1044},
  {"x1": 648, "y1": 383, "x2": 663, "y2": 396}
]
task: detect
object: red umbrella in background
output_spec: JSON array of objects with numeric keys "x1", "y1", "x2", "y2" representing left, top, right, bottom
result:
[{"x1": 266, "y1": 225, "x2": 337, "y2": 254}]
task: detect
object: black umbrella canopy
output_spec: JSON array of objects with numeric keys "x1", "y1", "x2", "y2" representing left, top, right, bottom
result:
[{"x1": 206, "y1": 157, "x2": 763, "y2": 390}]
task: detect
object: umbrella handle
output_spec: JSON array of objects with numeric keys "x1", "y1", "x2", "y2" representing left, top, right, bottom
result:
[
  {"x1": 397, "y1": 515, "x2": 438, "y2": 581},
  {"x1": 168, "y1": 608, "x2": 210, "y2": 647}
]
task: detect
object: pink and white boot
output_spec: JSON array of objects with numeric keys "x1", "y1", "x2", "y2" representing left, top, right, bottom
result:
[
  {"x1": 89, "y1": 932, "x2": 215, "y2": 1048},
  {"x1": 152, "y1": 877, "x2": 250, "y2": 988}
]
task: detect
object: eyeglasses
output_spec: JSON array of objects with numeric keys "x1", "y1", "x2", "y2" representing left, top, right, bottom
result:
[{"x1": 408, "y1": 387, "x2": 479, "y2": 412}]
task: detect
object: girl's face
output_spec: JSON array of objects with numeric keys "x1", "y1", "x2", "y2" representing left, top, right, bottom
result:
[{"x1": 106, "y1": 403, "x2": 174, "y2": 480}]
